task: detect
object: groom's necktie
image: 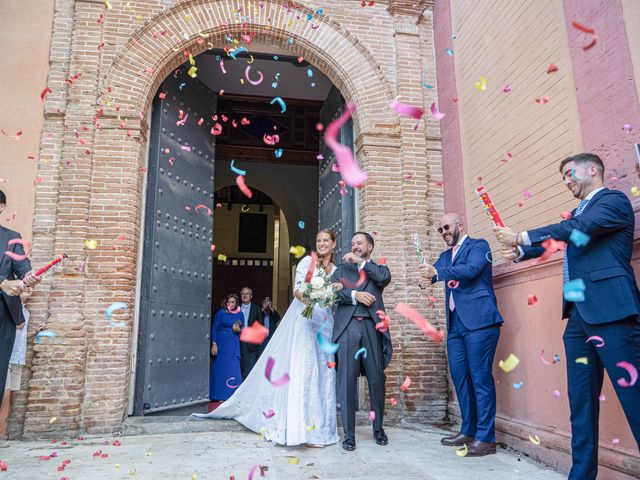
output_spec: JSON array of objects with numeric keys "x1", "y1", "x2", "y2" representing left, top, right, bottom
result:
[
  {"x1": 449, "y1": 244, "x2": 461, "y2": 311},
  {"x1": 562, "y1": 198, "x2": 590, "y2": 285}
]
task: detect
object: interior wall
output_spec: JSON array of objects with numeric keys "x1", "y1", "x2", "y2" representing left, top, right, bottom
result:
[
  {"x1": 213, "y1": 203, "x2": 275, "y2": 259},
  {"x1": 0, "y1": 0, "x2": 54, "y2": 239}
]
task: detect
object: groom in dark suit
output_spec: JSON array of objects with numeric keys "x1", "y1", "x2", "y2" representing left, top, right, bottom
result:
[{"x1": 332, "y1": 231, "x2": 392, "y2": 452}]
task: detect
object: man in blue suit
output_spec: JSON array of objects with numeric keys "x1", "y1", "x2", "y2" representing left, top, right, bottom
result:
[
  {"x1": 419, "y1": 213, "x2": 503, "y2": 456},
  {"x1": 495, "y1": 153, "x2": 640, "y2": 480},
  {"x1": 0, "y1": 189, "x2": 39, "y2": 408}
]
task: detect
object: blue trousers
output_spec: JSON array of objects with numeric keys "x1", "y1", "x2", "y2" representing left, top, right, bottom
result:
[
  {"x1": 447, "y1": 309, "x2": 500, "y2": 442},
  {"x1": 564, "y1": 306, "x2": 640, "y2": 480}
]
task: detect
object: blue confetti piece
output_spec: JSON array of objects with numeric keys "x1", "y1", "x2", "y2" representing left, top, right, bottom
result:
[
  {"x1": 230, "y1": 159, "x2": 246, "y2": 176},
  {"x1": 423, "y1": 83, "x2": 434, "y2": 89},
  {"x1": 512, "y1": 381, "x2": 524, "y2": 389},
  {"x1": 553, "y1": 354, "x2": 561, "y2": 363},
  {"x1": 563, "y1": 278, "x2": 586, "y2": 302},
  {"x1": 34, "y1": 330, "x2": 57, "y2": 343},
  {"x1": 315, "y1": 8, "x2": 323, "y2": 15},
  {"x1": 273, "y1": 55, "x2": 279, "y2": 61},
  {"x1": 307, "y1": 69, "x2": 314, "y2": 78},
  {"x1": 316, "y1": 332, "x2": 339, "y2": 354},
  {"x1": 445, "y1": 48, "x2": 454, "y2": 56},
  {"x1": 178, "y1": 83, "x2": 186, "y2": 90},
  {"x1": 271, "y1": 82, "x2": 278, "y2": 88},
  {"x1": 354, "y1": 347, "x2": 367, "y2": 360},
  {"x1": 298, "y1": 220, "x2": 305, "y2": 229},
  {"x1": 270, "y1": 96, "x2": 286, "y2": 113},
  {"x1": 288, "y1": 38, "x2": 294, "y2": 45},
  {"x1": 229, "y1": 47, "x2": 248, "y2": 59},
  {"x1": 274, "y1": 149, "x2": 283, "y2": 158},
  {"x1": 569, "y1": 229, "x2": 590, "y2": 247},
  {"x1": 306, "y1": 13, "x2": 313, "y2": 20}
]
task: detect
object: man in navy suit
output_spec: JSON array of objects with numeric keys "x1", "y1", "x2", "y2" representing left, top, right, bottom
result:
[
  {"x1": 419, "y1": 213, "x2": 503, "y2": 456},
  {"x1": 0, "y1": 189, "x2": 39, "y2": 408},
  {"x1": 495, "y1": 153, "x2": 640, "y2": 480}
]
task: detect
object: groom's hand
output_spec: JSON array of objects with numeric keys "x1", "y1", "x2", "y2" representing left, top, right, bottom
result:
[
  {"x1": 355, "y1": 291, "x2": 375, "y2": 306},
  {"x1": 342, "y1": 252, "x2": 362, "y2": 264}
]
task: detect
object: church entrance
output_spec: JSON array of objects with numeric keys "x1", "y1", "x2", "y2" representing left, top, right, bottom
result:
[{"x1": 132, "y1": 48, "x2": 355, "y2": 416}]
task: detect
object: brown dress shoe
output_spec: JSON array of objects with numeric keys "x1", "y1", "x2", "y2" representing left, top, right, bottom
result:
[
  {"x1": 465, "y1": 440, "x2": 497, "y2": 456},
  {"x1": 440, "y1": 432, "x2": 474, "y2": 446}
]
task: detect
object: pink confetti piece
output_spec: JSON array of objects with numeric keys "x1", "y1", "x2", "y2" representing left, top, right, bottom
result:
[
  {"x1": 263, "y1": 409, "x2": 275, "y2": 419},
  {"x1": 430, "y1": 102, "x2": 445, "y2": 120},
  {"x1": 447, "y1": 280, "x2": 459, "y2": 289},
  {"x1": 265, "y1": 356, "x2": 290, "y2": 387},
  {"x1": 248, "y1": 464, "x2": 265, "y2": 480},
  {"x1": 535, "y1": 96, "x2": 550, "y2": 105},
  {"x1": 180, "y1": 145, "x2": 191, "y2": 151},
  {"x1": 502, "y1": 85, "x2": 512, "y2": 93},
  {"x1": 263, "y1": 134, "x2": 279, "y2": 145},
  {"x1": 245, "y1": 65, "x2": 264, "y2": 85},
  {"x1": 325, "y1": 102, "x2": 367, "y2": 188},
  {"x1": 390, "y1": 397, "x2": 398, "y2": 406},
  {"x1": 572, "y1": 20, "x2": 598, "y2": 50},
  {"x1": 553, "y1": 390, "x2": 561, "y2": 399},
  {"x1": 331, "y1": 164, "x2": 340, "y2": 173},
  {"x1": 368, "y1": 410, "x2": 376, "y2": 421},
  {"x1": 523, "y1": 189, "x2": 532, "y2": 199},
  {"x1": 527, "y1": 294, "x2": 538, "y2": 306},
  {"x1": 236, "y1": 174, "x2": 252, "y2": 198},
  {"x1": 211, "y1": 123, "x2": 223, "y2": 135},
  {"x1": 240, "y1": 321, "x2": 268, "y2": 344},
  {"x1": 389, "y1": 98, "x2": 424, "y2": 120},
  {"x1": 598, "y1": 394, "x2": 606, "y2": 401},
  {"x1": 225, "y1": 377, "x2": 241, "y2": 389},
  {"x1": 616, "y1": 361, "x2": 638, "y2": 387},
  {"x1": 540, "y1": 349, "x2": 558, "y2": 365},
  {"x1": 586, "y1": 335, "x2": 605, "y2": 348},
  {"x1": 194, "y1": 204, "x2": 213, "y2": 216},
  {"x1": 219, "y1": 60, "x2": 227, "y2": 74},
  {"x1": 546, "y1": 64, "x2": 559, "y2": 74},
  {"x1": 400, "y1": 376, "x2": 411, "y2": 392},
  {"x1": 622, "y1": 124, "x2": 632, "y2": 133},
  {"x1": 375, "y1": 310, "x2": 390, "y2": 332},
  {"x1": 40, "y1": 87, "x2": 51, "y2": 101},
  {"x1": 612, "y1": 438, "x2": 620, "y2": 446},
  {"x1": 395, "y1": 303, "x2": 444, "y2": 343}
]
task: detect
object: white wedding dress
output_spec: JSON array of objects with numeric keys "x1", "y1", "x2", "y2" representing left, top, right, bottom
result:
[{"x1": 193, "y1": 255, "x2": 339, "y2": 446}]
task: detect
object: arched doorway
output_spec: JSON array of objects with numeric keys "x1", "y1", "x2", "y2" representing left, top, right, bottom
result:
[{"x1": 132, "y1": 48, "x2": 356, "y2": 416}]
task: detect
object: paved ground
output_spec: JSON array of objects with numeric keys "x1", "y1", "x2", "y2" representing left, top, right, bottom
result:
[{"x1": 1, "y1": 424, "x2": 565, "y2": 479}]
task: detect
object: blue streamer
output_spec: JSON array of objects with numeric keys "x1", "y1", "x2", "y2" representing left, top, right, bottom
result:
[
  {"x1": 34, "y1": 330, "x2": 57, "y2": 344},
  {"x1": 316, "y1": 332, "x2": 339, "y2": 354},
  {"x1": 569, "y1": 229, "x2": 590, "y2": 247},
  {"x1": 230, "y1": 159, "x2": 246, "y2": 176},
  {"x1": 274, "y1": 149, "x2": 283, "y2": 158},
  {"x1": 270, "y1": 96, "x2": 286, "y2": 113},
  {"x1": 563, "y1": 279, "x2": 586, "y2": 302},
  {"x1": 229, "y1": 47, "x2": 248, "y2": 59},
  {"x1": 354, "y1": 347, "x2": 367, "y2": 360}
]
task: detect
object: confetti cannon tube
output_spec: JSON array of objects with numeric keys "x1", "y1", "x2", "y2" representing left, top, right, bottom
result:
[
  {"x1": 476, "y1": 186, "x2": 504, "y2": 227},
  {"x1": 20, "y1": 253, "x2": 68, "y2": 288}
]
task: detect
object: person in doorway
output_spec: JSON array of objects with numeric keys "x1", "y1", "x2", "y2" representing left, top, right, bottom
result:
[
  {"x1": 495, "y1": 153, "x2": 640, "y2": 479},
  {"x1": 419, "y1": 213, "x2": 503, "y2": 457},
  {"x1": 0, "y1": 287, "x2": 32, "y2": 446},
  {"x1": 194, "y1": 229, "x2": 341, "y2": 447},
  {"x1": 332, "y1": 231, "x2": 392, "y2": 452},
  {"x1": 239, "y1": 287, "x2": 262, "y2": 378},
  {"x1": 209, "y1": 294, "x2": 243, "y2": 402},
  {"x1": 258, "y1": 297, "x2": 280, "y2": 356},
  {"x1": 0, "y1": 189, "x2": 40, "y2": 409}
]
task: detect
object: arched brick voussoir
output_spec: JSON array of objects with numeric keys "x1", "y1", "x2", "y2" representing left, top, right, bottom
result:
[{"x1": 102, "y1": 0, "x2": 397, "y2": 136}]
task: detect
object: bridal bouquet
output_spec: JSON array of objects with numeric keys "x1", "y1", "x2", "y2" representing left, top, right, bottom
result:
[{"x1": 301, "y1": 271, "x2": 342, "y2": 319}]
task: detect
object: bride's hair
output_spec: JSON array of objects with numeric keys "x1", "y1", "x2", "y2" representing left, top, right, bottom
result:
[{"x1": 316, "y1": 228, "x2": 336, "y2": 266}]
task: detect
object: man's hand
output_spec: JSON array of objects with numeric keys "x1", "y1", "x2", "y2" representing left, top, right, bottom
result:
[
  {"x1": 22, "y1": 271, "x2": 41, "y2": 288},
  {"x1": 501, "y1": 245, "x2": 520, "y2": 261},
  {"x1": 211, "y1": 343, "x2": 218, "y2": 356},
  {"x1": 494, "y1": 226, "x2": 519, "y2": 247},
  {"x1": 355, "y1": 291, "x2": 375, "y2": 306},
  {"x1": 418, "y1": 263, "x2": 436, "y2": 283},
  {"x1": 231, "y1": 323, "x2": 242, "y2": 333},
  {"x1": 0, "y1": 279, "x2": 24, "y2": 296},
  {"x1": 331, "y1": 282, "x2": 344, "y2": 292},
  {"x1": 342, "y1": 252, "x2": 363, "y2": 265}
]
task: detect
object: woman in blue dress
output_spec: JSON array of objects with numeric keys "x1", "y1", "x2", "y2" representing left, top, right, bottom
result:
[{"x1": 210, "y1": 293, "x2": 243, "y2": 401}]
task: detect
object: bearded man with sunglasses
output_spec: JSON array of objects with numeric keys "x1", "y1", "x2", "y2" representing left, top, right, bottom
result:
[{"x1": 419, "y1": 213, "x2": 503, "y2": 456}]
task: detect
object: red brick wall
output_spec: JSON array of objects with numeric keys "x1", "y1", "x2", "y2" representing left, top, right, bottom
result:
[{"x1": 14, "y1": 0, "x2": 448, "y2": 438}]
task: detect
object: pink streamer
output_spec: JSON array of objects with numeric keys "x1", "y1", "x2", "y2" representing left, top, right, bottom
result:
[
  {"x1": 236, "y1": 175, "x2": 253, "y2": 199},
  {"x1": 248, "y1": 464, "x2": 264, "y2": 480},
  {"x1": 245, "y1": 65, "x2": 264, "y2": 85},
  {"x1": 219, "y1": 60, "x2": 227, "y2": 74},
  {"x1": 389, "y1": 98, "x2": 424, "y2": 120},
  {"x1": 265, "y1": 356, "x2": 290, "y2": 387},
  {"x1": 430, "y1": 102, "x2": 445, "y2": 120},
  {"x1": 616, "y1": 361, "x2": 638, "y2": 387},
  {"x1": 263, "y1": 409, "x2": 275, "y2": 419},
  {"x1": 395, "y1": 303, "x2": 444, "y2": 343},
  {"x1": 586, "y1": 335, "x2": 605, "y2": 348},
  {"x1": 325, "y1": 102, "x2": 367, "y2": 188}
]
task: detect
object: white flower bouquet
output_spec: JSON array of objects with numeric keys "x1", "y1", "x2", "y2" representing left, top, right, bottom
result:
[{"x1": 301, "y1": 271, "x2": 342, "y2": 319}]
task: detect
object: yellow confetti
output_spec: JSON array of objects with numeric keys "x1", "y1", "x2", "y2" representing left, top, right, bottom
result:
[
  {"x1": 289, "y1": 245, "x2": 306, "y2": 259},
  {"x1": 455, "y1": 444, "x2": 469, "y2": 457},
  {"x1": 287, "y1": 456, "x2": 300, "y2": 465},
  {"x1": 631, "y1": 186, "x2": 639, "y2": 196},
  {"x1": 305, "y1": 423, "x2": 316, "y2": 432},
  {"x1": 49, "y1": 416, "x2": 58, "y2": 424},
  {"x1": 128, "y1": 469, "x2": 137, "y2": 477},
  {"x1": 475, "y1": 76, "x2": 487, "y2": 91},
  {"x1": 188, "y1": 54, "x2": 195, "y2": 66},
  {"x1": 188, "y1": 66, "x2": 198, "y2": 78},
  {"x1": 85, "y1": 239, "x2": 98, "y2": 249},
  {"x1": 498, "y1": 353, "x2": 520, "y2": 372},
  {"x1": 241, "y1": 204, "x2": 250, "y2": 212},
  {"x1": 184, "y1": 15, "x2": 192, "y2": 22},
  {"x1": 192, "y1": 475, "x2": 197, "y2": 480},
  {"x1": 217, "y1": 254, "x2": 228, "y2": 262},
  {"x1": 575, "y1": 357, "x2": 589, "y2": 365},
  {"x1": 115, "y1": 464, "x2": 120, "y2": 469},
  {"x1": 529, "y1": 434, "x2": 541, "y2": 445},
  {"x1": 104, "y1": 0, "x2": 112, "y2": 9},
  {"x1": 146, "y1": 452, "x2": 152, "y2": 457}
]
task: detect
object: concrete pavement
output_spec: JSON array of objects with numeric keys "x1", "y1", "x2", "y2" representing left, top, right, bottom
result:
[{"x1": 0, "y1": 423, "x2": 565, "y2": 479}]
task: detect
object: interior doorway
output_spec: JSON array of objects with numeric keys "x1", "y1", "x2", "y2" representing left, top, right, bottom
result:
[{"x1": 133, "y1": 47, "x2": 355, "y2": 416}]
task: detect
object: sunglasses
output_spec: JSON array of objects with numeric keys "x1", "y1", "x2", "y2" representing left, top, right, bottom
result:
[{"x1": 437, "y1": 223, "x2": 459, "y2": 234}]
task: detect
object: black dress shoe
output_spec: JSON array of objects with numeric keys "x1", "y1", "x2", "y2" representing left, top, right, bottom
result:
[
  {"x1": 342, "y1": 440, "x2": 356, "y2": 451},
  {"x1": 465, "y1": 440, "x2": 497, "y2": 456},
  {"x1": 440, "y1": 432, "x2": 474, "y2": 446},
  {"x1": 374, "y1": 429, "x2": 388, "y2": 446}
]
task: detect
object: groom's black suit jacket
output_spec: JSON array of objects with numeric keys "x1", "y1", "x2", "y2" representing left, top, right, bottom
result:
[{"x1": 331, "y1": 260, "x2": 393, "y2": 369}]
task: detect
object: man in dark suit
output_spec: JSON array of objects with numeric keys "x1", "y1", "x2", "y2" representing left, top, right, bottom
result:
[
  {"x1": 495, "y1": 153, "x2": 640, "y2": 480},
  {"x1": 258, "y1": 296, "x2": 280, "y2": 355},
  {"x1": 0, "y1": 189, "x2": 39, "y2": 408},
  {"x1": 419, "y1": 213, "x2": 503, "y2": 456},
  {"x1": 332, "y1": 231, "x2": 392, "y2": 452},
  {"x1": 239, "y1": 287, "x2": 263, "y2": 378}
]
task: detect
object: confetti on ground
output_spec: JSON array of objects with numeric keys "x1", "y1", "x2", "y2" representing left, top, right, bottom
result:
[
  {"x1": 571, "y1": 20, "x2": 598, "y2": 50},
  {"x1": 263, "y1": 409, "x2": 275, "y2": 419},
  {"x1": 546, "y1": 64, "x2": 559, "y2": 74},
  {"x1": 287, "y1": 456, "x2": 300, "y2": 465},
  {"x1": 540, "y1": 349, "x2": 559, "y2": 365},
  {"x1": 499, "y1": 353, "x2": 519, "y2": 372},
  {"x1": 248, "y1": 464, "x2": 264, "y2": 480},
  {"x1": 40, "y1": 87, "x2": 52, "y2": 101},
  {"x1": 631, "y1": 186, "x2": 639, "y2": 196},
  {"x1": 503, "y1": 85, "x2": 512, "y2": 93},
  {"x1": 455, "y1": 444, "x2": 468, "y2": 457}
]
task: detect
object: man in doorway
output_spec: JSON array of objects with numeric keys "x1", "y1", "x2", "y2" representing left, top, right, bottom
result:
[
  {"x1": 0, "y1": 189, "x2": 40, "y2": 409},
  {"x1": 259, "y1": 297, "x2": 280, "y2": 356},
  {"x1": 495, "y1": 153, "x2": 640, "y2": 479},
  {"x1": 239, "y1": 287, "x2": 263, "y2": 378},
  {"x1": 419, "y1": 213, "x2": 503, "y2": 457},
  {"x1": 332, "y1": 232, "x2": 392, "y2": 452}
]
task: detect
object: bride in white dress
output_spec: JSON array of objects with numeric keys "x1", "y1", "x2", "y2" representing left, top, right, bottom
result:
[{"x1": 193, "y1": 229, "x2": 340, "y2": 446}]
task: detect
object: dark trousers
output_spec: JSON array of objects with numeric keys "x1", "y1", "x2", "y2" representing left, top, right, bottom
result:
[
  {"x1": 447, "y1": 309, "x2": 500, "y2": 442},
  {"x1": 240, "y1": 342, "x2": 259, "y2": 379},
  {"x1": 564, "y1": 306, "x2": 640, "y2": 480},
  {"x1": 0, "y1": 299, "x2": 17, "y2": 409},
  {"x1": 336, "y1": 316, "x2": 385, "y2": 442}
]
